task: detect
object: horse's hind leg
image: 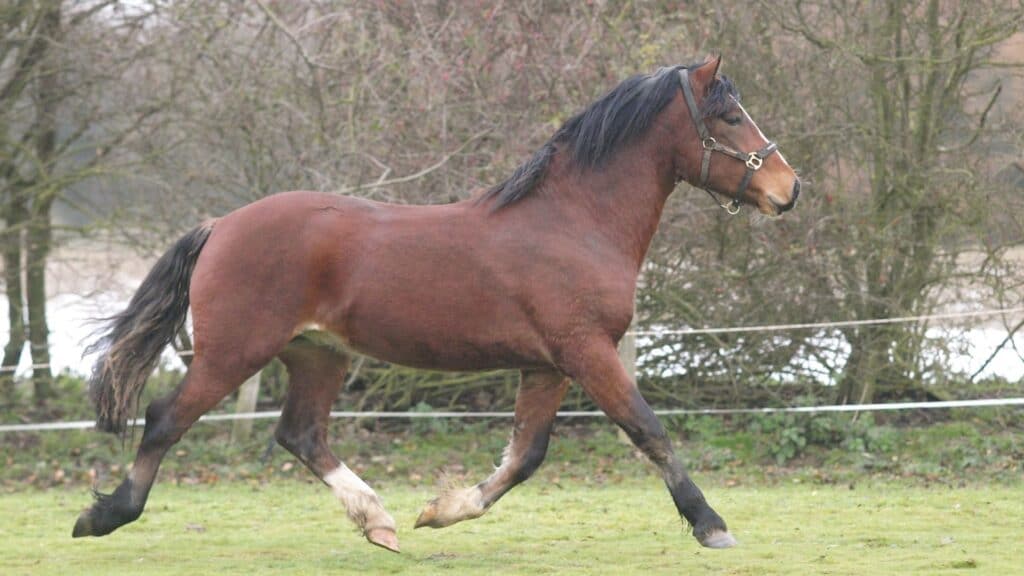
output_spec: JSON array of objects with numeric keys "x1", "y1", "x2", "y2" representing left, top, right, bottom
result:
[
  {"x1": 275, "y1": 336, "x2": 399, "y2": 553},
  {"x1": 415, "y1": 369, "x2": 569, "y2": 529},
  {"x1": 73, "y1": 357, "x2": 260, "y2": 537}
]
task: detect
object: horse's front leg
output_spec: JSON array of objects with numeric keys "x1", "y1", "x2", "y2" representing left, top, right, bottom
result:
[
  {"x1": 567, "y1": 339, "x2": 736, "y2": 548},
  {"x1": 415, "y1": 369, "x2": 569, "y2": 529}
]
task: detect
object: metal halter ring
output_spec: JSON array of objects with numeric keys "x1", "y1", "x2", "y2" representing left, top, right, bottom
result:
[
  {"x1": 702, "y1": 137, "x2": 717, "y2": 150},
  {"x1": 745, "y1": 152, "x2": 764, "y2": 171}
]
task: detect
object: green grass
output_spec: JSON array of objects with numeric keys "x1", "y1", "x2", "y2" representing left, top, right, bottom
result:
[
  {"x1": 2, "y1": 478, "x2": 1020, "y2": 575},
  {"x1": 6, "y1": 415, "x2": 1022, "y2": 493}
]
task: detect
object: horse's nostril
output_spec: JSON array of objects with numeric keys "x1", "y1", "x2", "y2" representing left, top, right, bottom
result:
[
  {"x1": 778, "y1": 180, "x2": 801, "y2": 213},
  {"x1": 772, "y1": 180, "x2": 801, "y2": 214}
]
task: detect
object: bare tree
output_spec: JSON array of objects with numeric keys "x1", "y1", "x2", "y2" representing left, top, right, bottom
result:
[
  {"x1": 768, "y1": 0, "x2": 1024, "y2": 403},
  {"x1": 8, "y1": 1, "x2": 1019, "y2": 412},
  {"x1": 1, "y1": 1, "x2": 178, "y2": 403},
  {"x1": 108, "y1": 1, "x2": 1024, "y2": 409}
]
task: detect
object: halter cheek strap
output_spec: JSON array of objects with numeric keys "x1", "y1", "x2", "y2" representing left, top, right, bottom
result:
[{"x1": 678, "y1": 69, "x2": 779, "y2": 215}]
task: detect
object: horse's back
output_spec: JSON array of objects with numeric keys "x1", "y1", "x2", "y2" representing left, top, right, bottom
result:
[{"x1": 186, "y1": 191, "x2": 552, "y2": 371}]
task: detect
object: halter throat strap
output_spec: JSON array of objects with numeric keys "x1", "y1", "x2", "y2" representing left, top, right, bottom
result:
[{"x1": 678, "y1": 68, "x2": 779, "y2": 215}]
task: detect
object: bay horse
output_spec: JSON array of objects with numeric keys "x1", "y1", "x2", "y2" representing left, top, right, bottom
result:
[{"x1": 73, "y1": 56, "x2": 799, "y2": 553}]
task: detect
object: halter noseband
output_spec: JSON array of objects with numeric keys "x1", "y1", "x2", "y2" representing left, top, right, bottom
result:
[{"x1": 678, "y1": 68, "x2": 779, "y2": 215}]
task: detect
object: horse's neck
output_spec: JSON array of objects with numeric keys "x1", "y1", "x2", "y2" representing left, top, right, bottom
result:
[{"x1": 552, "y1": 141, "x2": 675, "y2": 271}]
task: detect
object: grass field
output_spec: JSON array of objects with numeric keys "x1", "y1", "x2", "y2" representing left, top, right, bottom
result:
[{"x1": 2, "y1": 478, "x2": 1020, "y2": 575}]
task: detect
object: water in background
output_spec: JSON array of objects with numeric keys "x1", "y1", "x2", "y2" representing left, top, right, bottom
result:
[{"x1": 2, "y1": 292, "x2": 1021, "y2": 382}]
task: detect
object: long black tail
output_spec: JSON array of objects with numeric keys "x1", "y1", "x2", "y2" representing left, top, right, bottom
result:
[{"x1": 86, "y1": 223, "x2": 214, "y2": 435}]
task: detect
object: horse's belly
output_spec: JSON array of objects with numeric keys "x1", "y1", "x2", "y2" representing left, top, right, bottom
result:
[
  {"x1": 349, "y1": 337, "x2": 548, "y2": 371},
  {"x1": 342, "y1": 323, "x2": 549, "y2": 371},
  {"x1": 325, "y1": 291, "x2": 551, "y2": 372}
]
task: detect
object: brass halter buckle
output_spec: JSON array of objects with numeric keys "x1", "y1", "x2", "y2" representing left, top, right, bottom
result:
[{"x1": 745, "y1": 152, "x2": 763, "y2": 171}]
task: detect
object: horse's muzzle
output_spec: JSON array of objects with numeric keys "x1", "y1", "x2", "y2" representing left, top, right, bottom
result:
[{"x1": 773, "y1": 179, "x2": 801, "y2": 214}]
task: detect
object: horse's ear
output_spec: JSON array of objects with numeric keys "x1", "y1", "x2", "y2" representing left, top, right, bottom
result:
[{"x1": 691, "y1": 54, "x2": 722, "y2": 93}]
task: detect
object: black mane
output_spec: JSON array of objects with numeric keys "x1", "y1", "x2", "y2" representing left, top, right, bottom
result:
[{"x1": 481, "y1": 64, "x2": 739, "y2": 210}]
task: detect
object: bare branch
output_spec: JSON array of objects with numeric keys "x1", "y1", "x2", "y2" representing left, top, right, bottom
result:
[
  {"x1": 334, "y1": 128, "x2": 492, "y2": 197},
  {"x1": 252, "y1": 0, "x2": 345, "y2": 72},
  {"x1": 936, "y1": 82, "x2": 1002, "y2": 153}
]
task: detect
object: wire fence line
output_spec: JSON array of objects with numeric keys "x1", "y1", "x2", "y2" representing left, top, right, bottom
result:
[
  {"x1": 628, "y1": 306, "x2": 1024, "y2": 336},
  {"x1": 2, "y1": 306, "x2": 1021, "y2": 433},
  {"x1": 3, "y1": 306, "x2": 1022, "y2": 375},
  {"x1": 1, "y1": 397, "x2": 1022, "y2": 434},
  {"x1": 0, "y1": 363, "x2": 55, "y2": 373}
]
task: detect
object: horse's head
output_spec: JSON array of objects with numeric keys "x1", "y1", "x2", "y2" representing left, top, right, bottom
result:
[{"x1": 674, "y1": 55, "x2": 800, "y2": 216}]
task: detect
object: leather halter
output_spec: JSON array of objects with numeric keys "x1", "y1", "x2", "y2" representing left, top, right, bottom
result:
[{"x1": 678, "y1": 69, "x2": 779, "y2": 215}]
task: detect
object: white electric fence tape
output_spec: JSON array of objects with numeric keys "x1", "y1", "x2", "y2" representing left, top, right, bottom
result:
[
  {"x1": 1, "y1": 397, "x2": 1022, "y2": 433},
  {"x1": 2, "y1": 306, "x2": 1021, "y2": 433}
]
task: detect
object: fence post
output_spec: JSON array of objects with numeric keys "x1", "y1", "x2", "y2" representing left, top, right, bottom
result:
[
  {"x1": 617, "y1": 320, "x2": 637, "y2": 383},
  {"x1": 616, "y1": 312, "x2": 637, "y2": 446},
  {"x1": 231, "y1": 373, "x2": 261, "y2": 443}
]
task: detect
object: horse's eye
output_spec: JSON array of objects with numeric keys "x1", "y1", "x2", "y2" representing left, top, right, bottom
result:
[{"x1": 724, "y1": 115, "x2": 742, "y2": 126}]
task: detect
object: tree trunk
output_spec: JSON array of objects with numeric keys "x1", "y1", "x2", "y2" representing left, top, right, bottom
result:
[
  {"x1": 1, "y1": 203, "x2": 28, "y2": 401},
  {"x1": 837, "y1": 331, "x2": 883, "y2": 405},
  {"x1": 26, "y1": 207, "x2": 53, "y2": 403},
  {"x1": 26, "y1": 1, "x2": 61, "y2": 404}
]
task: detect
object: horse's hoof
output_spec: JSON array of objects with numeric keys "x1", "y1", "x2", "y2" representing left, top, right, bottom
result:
[
  {"x1": 71, "y1": 488, "x2": 142, "y2": 538},
  {"x1": 699, "y1": 529, "x2": 738, "y2": 549},
  {"x1": 72, "y1": 512, "x2": 93, "y2": 538},
  {"x1": 414, "y1": 502, "x2": 439, "y2": 529},
  {"x1": 414, "y1": 488, "x2": 485, "y2": 529},
  {"x1": 366, "y1": 527, "x2": 400, "y2": 553}
]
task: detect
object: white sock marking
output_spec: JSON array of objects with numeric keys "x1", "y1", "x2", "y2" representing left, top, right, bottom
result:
[
  {"x1": 324, "y1": 464, "x2": 374, "y2": 497},
  {"x1": 323, "y1": 465, "x2": 394, "y2": 531}
]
